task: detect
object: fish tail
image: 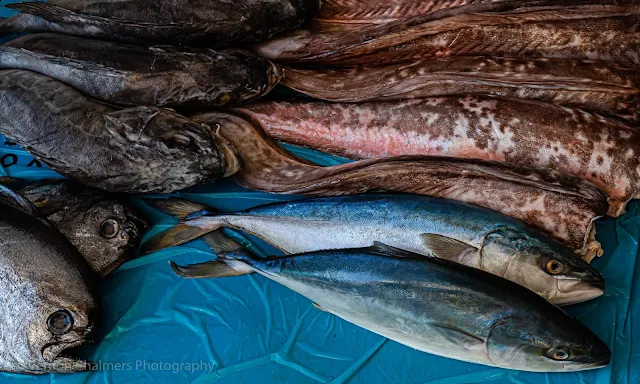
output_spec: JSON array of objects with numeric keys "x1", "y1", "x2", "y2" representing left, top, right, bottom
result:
[
  {"x1": 141, "y1": 223, "x2": 216, "y2": 254},
  {"x1": 143, "y1": 198, "x2": 211, "y2": 220}
]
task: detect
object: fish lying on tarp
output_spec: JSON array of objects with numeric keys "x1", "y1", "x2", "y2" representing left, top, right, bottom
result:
[
  {"x1": 0, "y1": 0, "x2": 320, "y2": 47},
  {"x1": 255, "y1": 4, "x2": 640, "y2": 66},
  {"x1": 237, "y1": 96, "x2": 638, "y2": 217},
  {"x1": 0, "y1": 33, "x2": 282, "y2": 108},
  {"x1": 282, "y1": 57, "x2": 640, "y2": 120},
  {"x1": 191, "y1": 112, "x2": 607, "y2": 258},
  {"x1": 0, "y1": 69, "x2": 239, "y2": 194},
  {"x1": 1, "y1": 179, "x2": 148, "y2": 277},
  {"x1": 0, "y1": 185, "x2": 97, "y2": 374},
  {"x1": 170, "y1": 232, "x2": 611, "y2": 372},
  {"x1": 144, "y1": 194, "x2": 605, "y2": 305}
]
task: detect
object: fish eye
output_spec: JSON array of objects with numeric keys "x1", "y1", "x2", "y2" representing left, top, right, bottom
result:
[
  {"x1": 552, "y1": 348, "x2": 570, "y2": 360},
  {"x1": 47, "y1": 310, "x2": 73, "y2": 335},
  {"x1": 546, "y1": 259, "x2": 564, "y2": 274},
  {"x1": 100, "y1": 219, "x2": 120, "y2": 238},
  {"x1": 164, "y1": 133, "x2": 191, "y2": 148}
]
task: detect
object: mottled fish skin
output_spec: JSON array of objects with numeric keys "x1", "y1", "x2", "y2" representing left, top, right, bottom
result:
[
  {"x1": 282, "y1": 57, "x2": 640, "y2": 120},
  {"x1": 191, "y1": 112, "x2": 608, "y2": 256},
  {"x1": 0, "y1": 202, "x2": 96, "y2": 374},
  {"x1": 0, "y1": 33, "x2": 282, "y2": 108},
  {"x1": 181, "y1": 244, "x2": 611, "y2": 371},
  {"x1": 0, "y1": 69, "x2": 237, "y2": 194},
  {"x1": 0, "y1": 0, "x2": 320, "y2": 47},
  {"x1": 254, "y1": 4, "x2": 640, "y2": 65},
  {"x1": 13, "y1": 180, "x2": 148, "y2": 278},
  {"x1": 238, "y1": 97, "x2": 638, "y2": 217},
  {"x1": 150, "y1": 194, "x2": 605, "y2": 304}
]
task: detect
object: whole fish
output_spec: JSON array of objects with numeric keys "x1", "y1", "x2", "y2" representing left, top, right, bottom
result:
[
  {"x1": 144, "y1": 194, "x2": 605, "y2": 305},
  {"x1": 5, "y1": 179, "x2": 148, "y2": 278},
  {"x1": 0, "y1": 0, "x2": 320, "y2": 47},
  {"x1": 0, "y1": 69, "x2": 239, "y2": 194},
  {"x1": 237, "y1": 96, "x2": 638, "y2": 217},
  {"x1": 282, "y1": 57, "x2": 640, "y2": 120},
  {"x1": 0, "y1": 186, "x2": 97, "y2": 374},
  {"x1": 170, "y1": 234, "x2": 611, "y2": 372},
  {"x1": 0, "y1": 33, "x2": 282, "y2": 108},
  {"x1": 192, "y1": 112, "x2": 608, "y2": 258},
  {"x1": 255, "y1": 6, "x2": 640, "y2": 66}
]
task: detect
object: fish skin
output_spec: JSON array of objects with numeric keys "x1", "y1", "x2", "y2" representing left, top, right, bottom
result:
[
  {"x1": 147, "y1": 194, "x2": 605, "y2": 305},
  {"x1": 0, "y1": 0, "x2": 320, "y2": 47},
  {"x1": 0, "y1": 69, "x2": 237, "y2": 194},
  {"x1": 0, "y1": 33, "x2": 282, "y2": 108},
  {"x1": 238, "y1": 96, "x2": 637, "y2": 217},
  {"x1": 282, "y1": 57, "x2": 640, "y2": 120},
  {"x1": 173, "y1": 241, "x2": 611, "y2": 372},
  {"x1": 191, "y1": 111, "x2": 608, "y2": 256},
  {"x1": 0, "y1": 201, "x2": 97, "y2": 374}
]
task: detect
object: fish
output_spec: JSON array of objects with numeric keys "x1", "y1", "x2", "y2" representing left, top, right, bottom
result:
[
  {"x1": 0, "y1": 33, "x2": 282, "y2": 108},
  {"x1": 254, "y1": 5, "x2": 640, "y2": 66},
  {"x1": 0, "y1": 69, "x2": 239, "y2": 194},
  {"x1": 282, "y1": 57, "x2": 640, "y2": 120},
  {"x1": 237, "y1": 96, "x2": 638, "y2": 217},
  {"x1": 143, "y1": 194, "x2": 605, "y2": 305},
  {"x1": 170, "y1": 233, "x2": 611, "y2": 372},
  {"x1": 2, "y1": 179, "x2": 149, "y2": 278},
  {"x1": 190, "y1": 111, "x2": 608, "y2": 258},
  {"x1": 0, "y1": 185, "x2": 97, "y2": 374},
  {"x1": 0, "y1": 0, "x2": 321, "y2": 47}
]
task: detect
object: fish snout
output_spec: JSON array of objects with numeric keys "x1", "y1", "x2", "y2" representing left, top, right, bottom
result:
[{"x1": 553, "y1": 278, "x2": 604, "y2": 306}]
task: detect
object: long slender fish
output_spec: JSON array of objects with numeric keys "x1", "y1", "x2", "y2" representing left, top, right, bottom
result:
[
  {"x1": 0, "y1": 70, "x2": 239, "y2": 194},
  {"x1": 0, "y1": 33, "x2": 282, "y2": 108},
  {"x1": 170, "y1": 235, "x2": 611, "y2": 372},
  {"x1": 144, "y1": 194, "x2": 605, "y2": 305},
  {"x1": 190, "y1": 111, "x2": 608, "y2": 257},
  {"x1": 0, "y1": 186, "x2": 97, "y2": 374},
  {"x1": 237, "y1": 97, "x2": 637, "y2": 217},
  {"x1": 0, "y1": 0, "x2": 320, "y2": 47},
  {"x1": 282, "y1": 57, "x2": 640, "y2": 120}
]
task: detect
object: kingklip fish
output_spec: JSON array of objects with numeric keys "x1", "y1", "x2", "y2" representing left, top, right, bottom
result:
[
  {"x1": 0, "y1": 33, "x2": 282, "y2": 108},
  {"x1": 237, "y1": 96, "x2": 637, "y2": 217},
  {"x1": 0, "y1": 186, "x2": 97, "y2": 374},
  {"x1": 0, "y1": 0, "x2": 320, "y2": 47},
  {"x1": 170, "y1": 233, "x2": 611, "y2": 372},
  {"x1": 0, "y1": 69, "x2": 239, "y2": 194},
  {"x1": 144, "y1": 194, "x2": 605, "y2": 305},
  {"x1": 187, "y1": 112, "x2": 608, "y2": 257},
  {"x1": 282, "y1": 57, "x2": 640, "y2": 120}
]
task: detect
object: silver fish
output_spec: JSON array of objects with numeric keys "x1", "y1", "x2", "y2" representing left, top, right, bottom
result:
[{"x1": 143, "y1": 195, "x2": 605, "y2": 305}]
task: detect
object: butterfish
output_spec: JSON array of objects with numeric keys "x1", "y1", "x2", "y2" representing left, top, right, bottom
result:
[
  {"x1": 170, "y1": 233, "x2": 611, "y2": 372},
  {"x1": 0, "y1": 33, "x2": 282, "y2": 108},
  {"x1": 189, "y1": 112, "x2": 608, "y2": 257},
  {"x1": 0, "y1": 0, "x2": 320, "y2": 47},
  {"x1": 0, "y1": 70, "x2": 239, "y2": 194},
  {"x1": 282, "y1": 57, "x2": 640, "y2": 120},
  {"x1": 237, "y1": 97, "x2": 637, "y2": 217},
  {"x1": 0, "y1": 186, "x2": 97, "y2": 374},
  {"x1": 144, "y1": 194, "x2": 605, "y2": 305}
]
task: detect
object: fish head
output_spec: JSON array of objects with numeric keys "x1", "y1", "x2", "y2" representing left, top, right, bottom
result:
[
  {"x1": 486, "y1": 311, "x2": 611, "y2": 372},
  {"x1": 481, "y1": 227, "x2": 604, "y2": 305}
]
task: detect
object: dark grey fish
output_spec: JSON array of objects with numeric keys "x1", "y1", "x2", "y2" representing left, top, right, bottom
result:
[
  {"x1": 0, "y1": 0, "x2": 321, "y2": 47},
  {"x1": 171, "y1": 233, "x2": 611, "y2": 372},
  {"x1": 0, "y1": 33, "x2": 282, "y2": 108},
  {"x1": 0, "y1": 186, "x2": 97, "y2": 374},
  {"x1": 0, "y1": 69, "x2": 239, "y2": 194}
]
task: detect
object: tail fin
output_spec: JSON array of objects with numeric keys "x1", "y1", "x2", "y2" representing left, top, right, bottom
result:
[
  {"x1": 202, "y1": 230, "x2": 246, "y2": 255},
  {"x1": 143, "y1": 198, "x2": 211, "y2": 220},
  {"x1": 141, "y1": 222, "x2": 216, "y2": 254}
]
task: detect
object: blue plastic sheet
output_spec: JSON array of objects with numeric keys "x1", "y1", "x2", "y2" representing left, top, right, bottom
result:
[{"x1": 0, "y1": 132, "x2": 638, "y2": 384}]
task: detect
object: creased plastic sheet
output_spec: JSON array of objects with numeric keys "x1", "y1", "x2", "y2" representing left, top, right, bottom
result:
[{"x1": 0, "y1": 134, "x2": 637, "y2": 383}]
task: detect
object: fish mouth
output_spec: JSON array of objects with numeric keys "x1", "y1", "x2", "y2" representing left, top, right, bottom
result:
[
  {"x1": 553, "y1": 279, "x2": 604, "y2": 306},
  {"x1": 42, "y1": 339, "x2": 93, "y2": 372}
]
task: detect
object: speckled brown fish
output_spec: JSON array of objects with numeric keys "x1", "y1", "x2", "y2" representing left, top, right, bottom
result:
[
  {"x1": 255, "y1": 4, "x2": 640, "y2": 66},
  {"x1": 0, "y1": 69, "x2": 238, "y2": 193},
  {"x1": 190, "y1": 111, "x2": 609, "y2": 259},
  {"x1": 282, "y1": 57, "x2": 640, "y2": 120},
  {"x1": 237, "y1": 96, "x2": 638, "y2": 218},
  {"x1": 0, "y1": 33, "x2": 282, "y2": 108},
  {"x1": 0, "y1": 0, "x2": 320, "y2": 47}
]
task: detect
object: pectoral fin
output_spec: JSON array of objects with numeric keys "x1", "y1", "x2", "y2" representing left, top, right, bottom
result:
[
  {"x1": 421, "y1": 234, "x2": 478, "y2": 261},
  {"x1": 0, "y1": 184, "x2": 41, "y2": 218},
  {"x1": 312, "y1": 302, "x2": 330, "y2": 312},
  {"x1": 431, "y1": 323, "x2": 485, "y2": 347}
]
